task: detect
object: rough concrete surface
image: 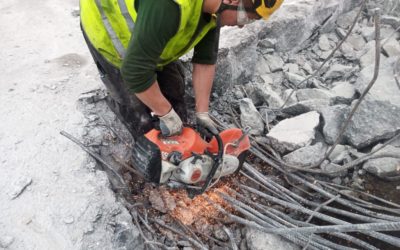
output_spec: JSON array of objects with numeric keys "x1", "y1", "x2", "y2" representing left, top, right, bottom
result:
[
  {"x1": 363, "y1": 145, "x2": 400, "y2": 177},
  {"x1": 245, "y1": 227, "x2": 299, "y2": 250},
  {"x1": 266, "y1": 111, "x2": 320, "y2": 154},
  {"x1": 283, "y1": 142, "x2": 328, "y2": 167},
  {"x1": 0, "y1": 1, "x2": 140, "y2": 249}
]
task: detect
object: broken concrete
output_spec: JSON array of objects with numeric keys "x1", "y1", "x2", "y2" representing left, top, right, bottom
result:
[
  {"x1": 282, "y1": 99, "x2": 331, "y2": 116},
  {"x1": 296, "y1": 88, "x2": 333, "y2": 101},
  {"x1": 330, "y1": 82, "x2": 357, "y2": 104},
  {"x1": 346, "y1": 34, "x2": 366, "y2": 51},
  {"x1": 344, "y1": 99, "x2": 400, "y2": 149},
  {"x1": 283, "y1": 142, "x2": 328, "y2": 167},
  {"x1": 328, "y1": 144, "x2": 352, "y2": 164},
  {"x1": 240, "y1": 98, "x2": 265, "y2": 136},
  {"x1": 206, "y1": 0, "x2": 365, "y2": 93},
  {"x1": 265, "y1": 54, "x2": 285, "y2": 73},
  {"x1": 319, "y1": 34, "x2": 333, "y2": 51},
  {"x1": 267, "y1": 111, "x2": 320, "y2": 154},
  {"x1": 245, "y1": 82, "x2": 284, "y2": 109},
  {"x1": 321, "y1": 105, "x2": 351, "y2": 145},
  {"x1": 382, "y1": 38, "x2": 400, "y2": 58},
  {"x1": 245, "y1": 227, "x2": 299, "y2": 250},
  {"x1": 381, "y1": 15, "x2": 400, "y2": 29},
  {"x1": 285, "y1": 72, "x2": 306, "y2": 86},
  {"x1": 356, "y1": 60, "x2": 400, "y2": 108},
  {"x1": 363, "y1": 145, "x2": 400, "y2": 177},
  {"x1": 324, "y1": 64, "x2": 356, "y2": 80}
]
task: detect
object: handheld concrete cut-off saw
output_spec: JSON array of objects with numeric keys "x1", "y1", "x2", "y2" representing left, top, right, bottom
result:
[{"x1": 131, "y1": 127, "x2": 250, "y2": 198}]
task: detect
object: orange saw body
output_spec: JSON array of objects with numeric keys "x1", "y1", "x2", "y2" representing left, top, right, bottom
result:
[{"x1": 134, "y1": 127, "x2": 250, "y2": 197}]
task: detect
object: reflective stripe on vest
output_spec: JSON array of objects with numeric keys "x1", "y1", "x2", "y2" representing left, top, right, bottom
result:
[
  {"x1": 118, "y1": 0, "x2": 135, "y2": 32},
  {"x1": 94, "y1": 0, "x2": 126, "y2": 58}
]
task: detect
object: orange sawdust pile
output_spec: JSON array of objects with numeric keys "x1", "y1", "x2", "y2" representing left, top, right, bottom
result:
[{"x1": 169, "y1": 185, "x2": 231, "y2": 225}]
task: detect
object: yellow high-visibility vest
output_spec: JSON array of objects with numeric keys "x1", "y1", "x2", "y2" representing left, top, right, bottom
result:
[{"x1": 80, "y1": 0, "x2": 217, "y2": 67}]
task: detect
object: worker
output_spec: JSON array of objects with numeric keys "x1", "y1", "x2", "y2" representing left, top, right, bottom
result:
[{"x1": 80, "y1": 0, "x2": 283, "y2": 139}]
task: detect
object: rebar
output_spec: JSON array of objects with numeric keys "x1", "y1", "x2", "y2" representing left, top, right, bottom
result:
[{"x1": 254, "y1": 221, "x2": 400, "y2": 235}]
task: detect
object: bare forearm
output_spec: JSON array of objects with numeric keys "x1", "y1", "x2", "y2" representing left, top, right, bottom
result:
[
  {"x1": 192, "y1": 63, "x2": 216, "y2": 113},
  {"x1": 135, "y1": 80, "x2": 171, "y2": 116}
]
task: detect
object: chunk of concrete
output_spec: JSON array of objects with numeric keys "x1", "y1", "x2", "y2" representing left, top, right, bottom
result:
[
  {"x1": 285, "y1": 72, "x2": 306, "y2": 86},
  {"x1": 328, "y1": 144, "x2": 352, "y2": 164},
  {"x1": 324, "y1": 64, "x2": 355, "y2": 80},
  {"x1": 283, "y1": 142, "x2": 328, "y2": 167},
  {"x1": 245, "y1": 83, "x2": 284, "y2": 109},
  {"x1": 340, "y1": 42, "x2": 358, "y2": 61},
  {"x1": 267, "y1": 111, "x2": 320, "y2": 154},
  {"x1": 283, "y1": 63, "x2": 301, "y2": 75},
  {"x1": 319, "y1": 34, "x2": 332, "y2": 51},
  {"x1": 245, "y1": 227, "x2": 299, "y2": 250},
  {"x1": 296, "y1": 89, "x2": 333, "y2": 101},
  {"x1": 361, "y1": 26, "x2": 376, "y2": 42},
  {"x1": 364, "y1": 158, "x2": 400, "y2": 177},
  {"x1": 381, "y1": 15, "x2": 400, "y2": 29},
  {"x1": 346, "y1": 34, "x2": 366, "y2": 51},
  {"x1": 282, "y1": 99, "x2": 331, "y2": 116},
  {"x1": 344, "y1": 99, "x2": 400, "y2": 149},
  {"x1": 281, "y1": 89, "x2": 298, "y2": 106},
  {"x1": 356, "y1": 61, "x2": 400, "y2": 107},
  {"x1": 359, "y1": 41, "x2": 378, "y2": 69},
  {"x1": 240, "y1": 98, "x2": 265, "y2": 136},
  {"x1": 382, "y1": 38, "x2": 400, "y2": 58},
  {"x1": 321, "y1": 105, "x2": 350, "y2": 145},
  {"x1": 260, "y1": 108, "x2": 277, "y2": 124},
  {"x1": 330, "y1": 82, "x2": 357, "y2": 104},
  {"x1": 363, "y1": 145, "x2": 400, "y2": 177},
  {"x1": 336, "y1": 9, "x2": 359, "y2": 29},
  {"x1": 265, "y1": 54, "x2": 285, "y2": 72}
]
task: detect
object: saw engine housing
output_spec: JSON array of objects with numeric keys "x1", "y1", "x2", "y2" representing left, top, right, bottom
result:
[{"x1": 144, "y1": 127, "x2": 250, "y2": 187}]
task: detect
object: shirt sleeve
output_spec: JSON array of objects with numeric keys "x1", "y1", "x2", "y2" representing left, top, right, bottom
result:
[
  {"x1": 120, "y1": 0, "x2": 180, "y2": 93},
  {"x1": 192, "y1": 17, "x2": 220, "y2": 65}
]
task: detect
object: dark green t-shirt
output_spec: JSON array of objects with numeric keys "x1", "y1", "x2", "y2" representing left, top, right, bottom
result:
[{"x1": 120, "y1": 0, "x2": 220, "y2": 93}]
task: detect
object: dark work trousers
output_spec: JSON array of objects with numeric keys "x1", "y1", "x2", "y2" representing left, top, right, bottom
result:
[{"x1": 81, "y1": 28, "x2": 187, "y2": 139}]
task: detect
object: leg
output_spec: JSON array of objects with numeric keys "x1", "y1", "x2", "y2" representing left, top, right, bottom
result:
[
  {"x1": 81, "y1": 27, "x2": 153, "y2": 139},
  {"x1": 157, "y1": 61, "x2": 188, "y2": 122}
]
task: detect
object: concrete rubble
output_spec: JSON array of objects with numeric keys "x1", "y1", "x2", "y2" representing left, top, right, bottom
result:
[
  {"x1": 358, "y1": 61, "x2": 400, "y2": 106},
  {"x1": 245, "y1": 227, "x2": 299, "y2": 250},
  {"x1": 343, "y1": 99, "x2": 400, "y2": 149},
  {"x1": 283, "y1": 142, "x2": 328, "y2": 167},
  {"x1": 321, "y1": 104, "x2": 351, "y2": 145},
  {"x1": 240, "y1": 98, "x2": 265, "y2": 135},
  {"x1": 266, "y1": 111, "x2": 320, "y2": 154},
  {"x1": 363, "y1": 145, "x2": 400, "y2": 177}
]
